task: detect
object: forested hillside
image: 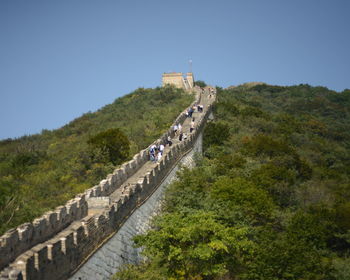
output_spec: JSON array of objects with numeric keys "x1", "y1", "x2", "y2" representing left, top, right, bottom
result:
[
  {"x1": 114, "y1": 84, "x2": 350, "y2": 280},
  {"x1": 0, "y1": 86, "x2": 193, "y2": 235}
]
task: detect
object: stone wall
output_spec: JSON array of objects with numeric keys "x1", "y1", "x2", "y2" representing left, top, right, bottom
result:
[
  {"x1": 162, "y1": 72, "x2": 194, "y2": 90},
  {"x1": 0, "y1": 90, "x2": 199, "y2": 272},
  {"x1": 0, "y1": 89, "x2": 210, "y2": 279},
  {"x1": 0, "y1": 194, "x2": 88, "y2": 272},
  {"x1": 186, "y1": 72, "x2": 194, "y2": 88},
  {"x1": 69, "y1": 132, "x2": 203, "y2": 280},
  {"x1": 162, "y1": 72, "x2": 184, "y2": 88}
]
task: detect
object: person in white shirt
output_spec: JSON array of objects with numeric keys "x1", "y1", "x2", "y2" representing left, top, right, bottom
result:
[
  {"x1": 190, "y1": 119, "x2": 195, "y2": 133},
  {"x1": 159, "y1": 144, "x2": 165, "y2": 155},
  {"x1": 173, "y1": 124, "x2": 178, "y2": 135},
  {"x1": 167, "y1": 136, "x2": 172, "y2": 146},
  {"x1": 157, "y1": 152, "x2": 162, "y2": 162}
]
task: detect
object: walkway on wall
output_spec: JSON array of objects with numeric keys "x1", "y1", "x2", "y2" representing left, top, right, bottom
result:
[
  {"x1": 70, "y1": 90, "x2": 213, "y2": 279},
  {"x1": 0, "y1": 87, "x2": 215, "y2": 280},
  {"x1": 86, "y1": 89, "x2": 210, "y2": 219}
]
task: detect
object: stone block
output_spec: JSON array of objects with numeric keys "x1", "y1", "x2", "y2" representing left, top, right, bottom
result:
[
  {"x1": 32, "y1": 217, "x2": 47, "y2": 244},
  {"x1": 121, "y1": 162, "x2": 131, "y2": 178},
  {"x1": 128, "y1": 160, "x2": 137, "y2": 175},
  {"x1": 17, "y1": 223, "x2": 33, "y2": 243},
  {"x1": 15, "y1": 254, "x2": 36, "y2": 280},
  {"x1": 99, "y1": 179, "x2": 110, "y2": 195},
  {"x1": 16, "y1": 223, "x2": 34, "y2": 253},
  {"x1": 81, "y1": 217, "x2": 97, "y2": 240},
  {"x1": 92, "y1": 185, "x2": 102, "y2": 197},
  {"x1": 139, "y1": 150, "x2": 148, "y2": 164},
  {"x1": 47, "y1": 240, "x2": 60, "y2": 261},
  {"x1": 46, "y1": 239, "x2": 65, "y2": 278},
  {"x1": 31, "y1": 244, "x2": 48, "y2": 270},
  {"x1": 133, "y1": 153, "x2": 141, "y2": 166},
  {"x1": 73, "y1": 225, "x2": 86, "y2": 246},
  {"x1": 0, "y1": 229, "x2": 19, "y2": 270},
  {"x1": 55, "y1": 206, "x2": 67, "y2": 227},
  {"x1": 106, "y1": 204, "x2": 116, "y2": 228},
  {"x1": 75, "y1": 195, "x2": 88, "y2": 219},
  {"x1": 84, "y1": 188, "x2": 93, "y2": 199},
  {"x1": 94, "y1": 214, "x2": 107, "y2": 229},
  {"x1": 66, "y1": 200, "x2": 78, "y2": 221},
  {"x1": 43, "y1": 212, "x2": 58, "y2": 233},
  {"x1": 87, "y1": 197, "x2": 110, "y2": 209},
  {"x1": 59, "y1": 232, "x2": 74, "y2": 255},
  {"x1": 7, "y1": 268, "x2": 23, "y2": 280}
]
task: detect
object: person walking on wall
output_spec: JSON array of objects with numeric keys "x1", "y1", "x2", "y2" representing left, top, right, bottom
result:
[
  {"x1": 173, "y1": 124, "x2": 178, "y2": 136},
  {"x1": 157, "y1": 151, "x2": 162, "y2": 162},
  {"x1": 188, "y1": 107, "x2": 194, "y2": 118},
  {"x1": 179, "y1": 131, "x2": 183, "y2": 141},
  {"x1": 167, "y1": 136, "x2": 172, "y2": 146},
  {"x1": 159, "y1": 143, "x2": 165, "y2": 155},
  {"x1": 190, "y1": 118, "x2": 195, "y2": 133},
  {"x1": 149, "y1": 145, "x2": 156, "y2": 162}
]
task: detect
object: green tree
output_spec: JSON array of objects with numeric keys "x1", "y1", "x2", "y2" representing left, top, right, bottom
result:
[
  {"x1": 203, "y1": 122, "x2": 230, "y2": 148},
  {"x1": 113, "y1": 83, "x2": 350, "y2": 280},
  {"x1": 210, "y1": 177, "x2": 275, "y2": 222},
  {"x1": 129, "y1": 211, "x2": 252, "y2": 280},
  {"x1": 87, "y1": 128, "x2": 130, "y2": 165},
  {"x1": 195, "y1": 80, "x2": 207, "y2": 88}
]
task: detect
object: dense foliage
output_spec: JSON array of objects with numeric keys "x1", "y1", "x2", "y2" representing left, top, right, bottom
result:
[
  {"x1": 87, "y1": 128, "x2": 130, "y2": 165},
  {"x1": 0, "y1": 86, "x2": 193, "y2": 235},
  {"x1": 114, "y1": 84, "x2": 350, "y2": 280},
  {"x1": 195, "y1": 80, "x2": 207, "y2": 88}
]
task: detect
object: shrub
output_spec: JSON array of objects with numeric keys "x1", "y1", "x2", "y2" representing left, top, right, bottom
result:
[
  {"x1": 87, "y1": 128, "x2": 130, "y2": 165},
  {"x1": 203, "y1": 122, "x2": 230, "y2": 148}
]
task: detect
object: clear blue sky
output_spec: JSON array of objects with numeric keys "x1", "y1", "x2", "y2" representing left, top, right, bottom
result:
[{"x1": 1, "y1": 0, "x2": 349, "y2": 140}]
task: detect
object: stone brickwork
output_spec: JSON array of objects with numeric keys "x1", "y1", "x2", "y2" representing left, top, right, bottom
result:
[
  {"x1": 0, "y1": 87, "x2": 214, "y2": 280},
  {"x1": 162, "y1": 72, "x2": 194, "y2": 90},
  {"x1": 69, "y1": 132, "x2": 203, "y2": 280},
  {"x1": 0, "y1": 195, "x2": 88, "y2": 273}
]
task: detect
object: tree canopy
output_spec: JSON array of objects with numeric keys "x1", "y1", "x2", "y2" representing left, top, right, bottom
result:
[
  {"x1": 114, "y1": 84, "x2": 350, "y2": 280},
  {"x1": 87, "y1": 128, "x2": 130, "y2": 165}
]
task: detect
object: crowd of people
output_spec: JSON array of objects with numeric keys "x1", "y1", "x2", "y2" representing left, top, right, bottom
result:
[
  {"x1": 148, "y1": 93, "x2": 210, "y2": 162},
  {"x1": 149, "y1": 143, "x2": 165, "y2": 162}
]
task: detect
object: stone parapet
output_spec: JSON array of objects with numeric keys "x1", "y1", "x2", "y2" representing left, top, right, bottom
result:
[
  {"x1": 0, "y1": 194, "x2": 88, "y2": 272},
  {"x1": 0, "y1": 88, "x2": 212, "y2": 279}
]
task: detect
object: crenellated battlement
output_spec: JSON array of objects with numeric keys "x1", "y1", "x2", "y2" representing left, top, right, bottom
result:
[
  {"x1": 0, "y1": 194, "x2": 88, "y2": 272},
  {"x1": 0, "y1": 87, "x2": 215, "y2": 280}
]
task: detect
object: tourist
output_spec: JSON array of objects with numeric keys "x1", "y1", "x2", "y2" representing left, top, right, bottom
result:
[
  {"x1": 167, "y1": 136, "x2": 172, "y2": 146},
  {"x1": 173, "y1": 124, "x2": 178, "y2": 135},
  {"x1": 159, "y1": 143, "x2": 165, "y2": 155},
  {"x1": 157, "y1": 152, "x2": 162, "y2": 162},
  {"x1": 179, "y1": 131, "x2": 183, "y2": 141},
  {"x1": 188, "y1": 107, "x2": 194, "y2": 118},
  {"x1": 149, "y1": 145, "x2": 156, "y2": 162},
  {"x1": 190, "y1": 119, "x2": 195, "y2": 133}
]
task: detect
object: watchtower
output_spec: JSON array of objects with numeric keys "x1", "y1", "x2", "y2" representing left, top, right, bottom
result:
[{"x1": 162, "y1": 72, "x2": 195, "y2": 90}]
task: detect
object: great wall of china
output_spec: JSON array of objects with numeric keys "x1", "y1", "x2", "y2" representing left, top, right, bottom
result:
[{"x1": 0, "y1": 87, "x2": 215, "y2": 280}]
